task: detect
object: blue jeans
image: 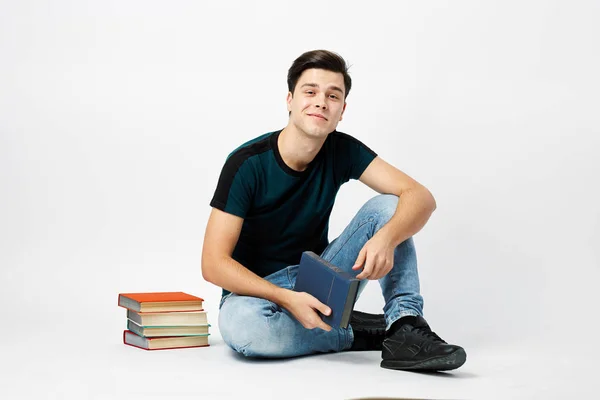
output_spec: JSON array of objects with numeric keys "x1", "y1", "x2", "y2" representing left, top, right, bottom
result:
[{"x1": 218, "y1": 194, "x2": 424, "y2": 358}]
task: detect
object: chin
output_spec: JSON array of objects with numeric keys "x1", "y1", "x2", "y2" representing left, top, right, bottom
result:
[
  {"x1": 306, "y1": 129, "x2": 330, "y2": 139},
  {"x1": 306, "y1": 124, "x2": 333, "y2": 137},
  {"x1": 294, "y1": 119, "x2": 332, "y2": 138}
]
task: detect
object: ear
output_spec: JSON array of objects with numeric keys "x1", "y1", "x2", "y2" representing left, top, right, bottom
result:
[
  {"x1": 339, "y1": 102, "x2": 347, "y2": 121},
  {"x1": 286, "y1": 92, "x2": 293, "y2": 112}
]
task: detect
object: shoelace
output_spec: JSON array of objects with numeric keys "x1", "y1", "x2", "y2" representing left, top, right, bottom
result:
[{"x1": 413, "y1": 325, "x2": 446, "y2": 343}]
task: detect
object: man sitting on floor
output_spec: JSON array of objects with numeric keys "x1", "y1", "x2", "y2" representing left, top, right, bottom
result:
[{"x1": 202, "y1": 49, "x2": 466, "y2": 371}]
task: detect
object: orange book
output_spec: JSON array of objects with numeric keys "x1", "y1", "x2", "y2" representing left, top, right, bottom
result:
[{"x1": 118, "y1": 292, "x2": 204, "y2": 312}]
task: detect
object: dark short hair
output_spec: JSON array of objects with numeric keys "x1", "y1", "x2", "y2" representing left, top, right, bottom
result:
[{"x1": 287, "y1": 50, "x2": 352, "y2": 99}]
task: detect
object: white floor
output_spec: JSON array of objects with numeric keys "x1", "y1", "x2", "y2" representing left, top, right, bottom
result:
[
  {"x1": 3, "y1": 319, "x2": 596, "y2": 400},
  {"x1": 2, "y1": 2, "x2": 600, "y2": 397}
]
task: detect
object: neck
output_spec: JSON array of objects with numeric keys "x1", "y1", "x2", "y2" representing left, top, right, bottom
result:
[{"x1": 278, "y1": 123, "x2": 328, "y2": 172}]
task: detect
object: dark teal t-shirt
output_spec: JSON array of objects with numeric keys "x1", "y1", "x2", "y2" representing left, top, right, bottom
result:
[{"x1": 209, "y1": 129, "x2": 377, "y2": 296}]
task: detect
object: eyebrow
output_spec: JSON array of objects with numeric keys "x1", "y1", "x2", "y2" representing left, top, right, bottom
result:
[{"x1": 300, "y1": 83, "x2": 344, "y2": 94}]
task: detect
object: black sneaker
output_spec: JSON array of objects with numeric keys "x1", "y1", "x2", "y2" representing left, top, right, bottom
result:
[
  {"x1": 381, "y1": 315, "x2": 466, "y2": 371},
  {"x1": 349, "y1": 311, "x2": 386, "y2": 351}
]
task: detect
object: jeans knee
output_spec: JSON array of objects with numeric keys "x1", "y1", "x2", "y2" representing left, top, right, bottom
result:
[
  {"x1": 224, "y1": 324, "x2": 286, "y2": 358},
  {"x1": 361, "y1": 194, "x2": 399, "y2": 225},
  {"x1": 218, "y1": 298, "x2": 285, "y2": 358},
  {"x1": 237, "y1": 336, "x2": 287, "y2": 358}
]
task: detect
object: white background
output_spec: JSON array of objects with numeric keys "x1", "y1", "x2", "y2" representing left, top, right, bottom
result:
[{"x1": 1, "y1": 1, "x2": 598, "y2": 399}]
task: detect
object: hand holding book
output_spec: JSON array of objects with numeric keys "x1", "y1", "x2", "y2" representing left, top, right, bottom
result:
[
  {"x1": 280, "y1": 290, "x2": 333, "y2": 332},
  {"x1": 293, "y1": 251, "x2": 360, "y2": 329}
]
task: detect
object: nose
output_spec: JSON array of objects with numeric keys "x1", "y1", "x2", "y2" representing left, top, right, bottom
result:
[{"x1": 315, "y1": 94, "x2": 327, "y2": 110}]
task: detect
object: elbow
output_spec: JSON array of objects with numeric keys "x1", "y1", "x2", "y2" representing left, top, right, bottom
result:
[
  {"x1": 399, "y1": 186, "x2": 436, "y2": 213},
  {"x1": 201, "y1": 266, "x2": 212, "y2": 283},
  {"x1": 201, "y1": 256, "x2": 215, "y2": 283},
  {"x1": 416, "y1": 186, "x2": 436, "y2": 212},
  {"x1": 428, "y1": 190, "x2": 437, "y2": 212}
]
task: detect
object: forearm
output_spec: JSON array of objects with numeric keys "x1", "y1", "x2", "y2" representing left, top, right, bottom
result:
[
  {"x1": 378, "y1": 188, "x2": 437, "y2": 246},
  {"x1": 202, "y1": 255, "x2": 291, "y2": 305}
]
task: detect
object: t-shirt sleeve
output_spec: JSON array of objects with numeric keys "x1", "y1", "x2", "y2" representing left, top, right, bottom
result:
[
  {"x1": 209, "y1": 155, "x2": 255, "y2": 219},
  {"x1": 338, "y1": 134, "x2": 378, "y2": 183}
]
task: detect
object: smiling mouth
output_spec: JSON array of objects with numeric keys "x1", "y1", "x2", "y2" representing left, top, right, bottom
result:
[{"x1": 309, "y1": 114, "x2": 327, "y2": 121}]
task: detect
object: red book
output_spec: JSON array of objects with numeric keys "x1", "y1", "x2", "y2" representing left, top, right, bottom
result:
[
  {"x1": 118, "y1": 292, "x2": 204, "y2": 312},
  {"x1": 123, "y1": 330, "x2": 209, "y2": 350}
]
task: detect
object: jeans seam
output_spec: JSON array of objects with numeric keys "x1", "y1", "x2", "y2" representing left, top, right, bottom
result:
[
  {"x1": 345, "y1": 326, "x2": 354, "y2": 351},
  {"x1": 287, "y1": 266, "x2": 293, "y2": 289},
  {"x1": 327, "y1": 217, "x2": 375, "y2": 262}
]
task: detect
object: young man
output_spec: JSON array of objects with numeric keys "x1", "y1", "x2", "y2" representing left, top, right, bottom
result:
[{"x1": 202, "y1": 50, "x2": 466, "y2": 371}]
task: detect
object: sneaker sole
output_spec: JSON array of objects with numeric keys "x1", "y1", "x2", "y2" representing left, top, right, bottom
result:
[{"x1": 380, "y1": 348, "x2": 467, "y2": 371}]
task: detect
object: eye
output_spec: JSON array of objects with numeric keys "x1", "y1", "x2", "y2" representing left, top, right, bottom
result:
[
  {"x1": 306, "y1": 90, "x2": 314, "y2": 95},
  {"x1": 329, "y1": 94, "x2": 338, "y2": 99}
]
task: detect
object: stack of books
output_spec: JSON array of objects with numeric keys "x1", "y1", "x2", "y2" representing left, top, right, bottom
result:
[{"x1": 118, "y1": 292, "x2": 210, "y2": 350}]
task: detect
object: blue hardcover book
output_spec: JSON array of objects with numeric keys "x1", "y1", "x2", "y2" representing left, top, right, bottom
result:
[{"x1": 293, "y1": 251, "x2": 360, "y2": 329}]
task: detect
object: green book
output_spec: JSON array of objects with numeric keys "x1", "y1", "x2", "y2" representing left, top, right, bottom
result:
[{"x1": 127, "y1": 319, "x2": 210, "y2": 337}]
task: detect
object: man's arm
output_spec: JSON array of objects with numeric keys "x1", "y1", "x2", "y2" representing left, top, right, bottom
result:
[
  {"x1": 350, "y1": 156, "x2": 437, "y2": 280},
  {"x1": 358, "y1": 156, "x2": 437, "y2": 247},
  {"x1": 201, "y1": 207, "x2": 332, "y2": 330},
  {"x1": 201, "y1": 207, "x2": 287, "y2": 304}
]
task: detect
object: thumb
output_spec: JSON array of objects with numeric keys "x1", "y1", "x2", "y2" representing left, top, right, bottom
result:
[{"x1": 352, "y1": 248, "x2": 366, "y2": 270}]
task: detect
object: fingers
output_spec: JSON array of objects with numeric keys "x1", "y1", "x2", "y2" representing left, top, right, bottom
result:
[
  {"x1": 300, "y1": 306, "x2": 332, "y2": 331},
  {"x1": 357, "y1": 254, "x2": 395, "y2": 280},
  {"x1": 373, "y1": 257, "x2": 394, "y2": 280},
  {"x1": 305, "y1": 296, "x2": 332, "y2": 331},
  {"x1": 356, "y1": 254, "x2": 375, "y2": 280},
  {"x1": 305, "y1": 312, "x2": 331, "y2": 331},
  {"x1": 317, "y1": 320, "x2": 332, "y2": 332},
  {"x1": 370, "y1": 262, "x2": 385, "y2": 280},
  {"x1": 371, "y1": 266, "x2": 388, "y2": 280},
  {"x1": 352, "y1": 248, "x2": 366, "y2": 271},
  {"x1": 311, "y1": 298, "x2": 331, "y2": 317}
]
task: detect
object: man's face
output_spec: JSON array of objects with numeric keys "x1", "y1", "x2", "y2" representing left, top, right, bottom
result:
[{"x1": 286, "y1": 68, "x2": 347, "y2": 139}]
